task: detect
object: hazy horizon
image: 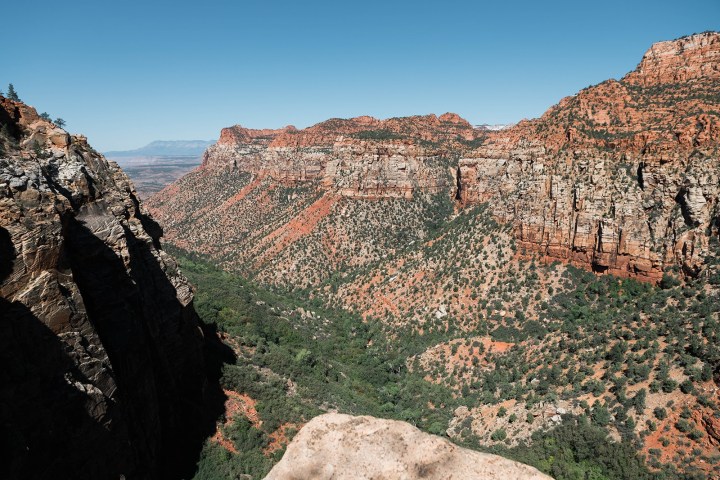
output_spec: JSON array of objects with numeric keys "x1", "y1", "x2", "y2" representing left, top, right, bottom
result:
[{"x1": 4, "y1": 0, "x2": 719, "y2": 151}]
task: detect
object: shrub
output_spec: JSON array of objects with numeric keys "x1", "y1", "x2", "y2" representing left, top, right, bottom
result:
[
  {"x1": 653, "y1": 407, "x2": 667, "y2": 421},
  {"x1": 659, "y1": 273, "x2": 680, "y2": 289}
]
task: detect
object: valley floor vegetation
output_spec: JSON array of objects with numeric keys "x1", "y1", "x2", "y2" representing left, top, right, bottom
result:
[{"x1": 170, "y1": 229, "x2": 720, "y2": 479}]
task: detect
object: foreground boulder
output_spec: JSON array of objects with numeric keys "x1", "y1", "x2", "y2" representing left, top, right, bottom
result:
[{"x1": 264, "y1": 413, "x2": 552, "y2": 480}]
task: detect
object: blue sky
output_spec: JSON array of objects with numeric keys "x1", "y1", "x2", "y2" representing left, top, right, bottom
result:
[{"x1": 3, "y1": 0, "x2": 718, "y2": 151}]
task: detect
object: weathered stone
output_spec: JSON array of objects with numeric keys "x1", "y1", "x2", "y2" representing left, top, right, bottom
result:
[
  {"x1": 149, "y1": 32, "x2": 720, "y2": 288},
  {"x1": 48, "y1": 128, "x2": 70, "y2": 148},
  {"x1": 265, "y1": 413, "x2": 553, "y2": 480},
  {"x1": 0, "y1": 95, "x2": 205, "y2": 480},
  {"x1": 200, "y1": 113, "x2": 480, "y2": 199},
  {"x1": 459, "y1": 32, "x2": 720, "y2": 282}
]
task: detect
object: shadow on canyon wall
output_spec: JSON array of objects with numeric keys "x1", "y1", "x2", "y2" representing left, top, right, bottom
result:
[{"x1": 0, "y1": 221, "x2": 236, "y2": 479}]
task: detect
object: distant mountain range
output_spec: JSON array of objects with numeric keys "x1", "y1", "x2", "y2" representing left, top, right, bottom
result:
[
  {"x1": 104, "y1": 140, "x2": 215, "y2": 158},
  {"x1": 475, "y1": 123, "x2": 513, "y2": 131},
  {"x1": 103, "y1": 140, "x2": 213, "y2": 198}
]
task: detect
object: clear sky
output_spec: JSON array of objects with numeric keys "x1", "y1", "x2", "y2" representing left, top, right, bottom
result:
[{"x1": 3, "y1": 0, "x2": 719, "y2": 151}]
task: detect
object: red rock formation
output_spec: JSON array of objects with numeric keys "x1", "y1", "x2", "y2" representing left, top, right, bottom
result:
[
  {"x1": 0, "y1": 96, "x2": 206, "y2": 479},
  {"x1": 217, "y1": 124, "x2": 296, "y2": 146},
  {"x1": 200, "y1": 112, "x2": 481, "y2": 198},
  {"x1": 459, "y1": 32, "x2": 720, "y2": 282},
  {"x1": 624, "y1": 31, "x2": 720, "y2": 86},
  {"x1": 151, "y1": 32, "x2": 720, "y2": 284}
]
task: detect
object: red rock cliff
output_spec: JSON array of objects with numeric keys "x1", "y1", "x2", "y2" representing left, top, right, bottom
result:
[
  {"x1": 151, "y1": 32, "x2": 720, "y2": 284},
  {"x1": 459, "y1": 32, "x2": 720, "y2": 281},
  {"x1": 201, "y1": 113, "x2": 483, "y2": 198}
]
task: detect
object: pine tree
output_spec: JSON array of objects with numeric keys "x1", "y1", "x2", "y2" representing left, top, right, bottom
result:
[
  {"x1": 7, "y1": 84, "x2": 19, "y2": 101},
  {"x1": 54, "y1": 118, "x2": 66, "y2": 128}
]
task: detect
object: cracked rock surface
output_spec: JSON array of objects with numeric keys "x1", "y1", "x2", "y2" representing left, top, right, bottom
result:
[{"x1": 0, "y1": 95, "x2": 205, "y2": 480}]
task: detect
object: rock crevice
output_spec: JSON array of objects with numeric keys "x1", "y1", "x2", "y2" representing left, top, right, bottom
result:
[{"x1": 0, "y1": 95, "x2": 206, "y2": 480}]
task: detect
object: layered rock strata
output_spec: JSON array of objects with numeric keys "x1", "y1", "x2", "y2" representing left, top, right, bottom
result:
[
  {"x1": 459, "y1": 32, "x2": 720, "y2": 281},
  {"x1": 0, "y1": 96, "x2": 205, "y2": 479},
  {"x1": 150, "y1": 32, "x2": 720, "y2": 283},
  {"x1": 201, "y1": 113, "x2": 481, "y2": 198}
]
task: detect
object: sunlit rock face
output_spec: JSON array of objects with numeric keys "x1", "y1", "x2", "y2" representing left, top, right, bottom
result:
[{"x1": 264, "y1": 413, "x2": 554, "y2": 480}]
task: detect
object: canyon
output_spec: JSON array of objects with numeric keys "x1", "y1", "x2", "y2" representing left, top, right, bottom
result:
[
  {"x1": 2, "y1": 31, "x2": 720, "y2": 480},
  {"x1": 145, "y1": 32, "x2": 720, "y2": 479},
  {"x1": 149, "y1": 32, "x2": 720, "y2": 286}
]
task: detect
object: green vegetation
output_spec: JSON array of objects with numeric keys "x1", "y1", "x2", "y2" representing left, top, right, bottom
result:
[
  {"x1": 173, "y1": 249, "x2": 458, "y2": 478},
  {"x1": 6, "y1": 83, "x2": 19, "y2": 101},
  {"x1": 159, "y1": 164, "x2": 720, "y2": 479},
  {"x1": 505, "y1": 417, "x2": 652, "y2": 480},
  {"x1": 352, "y1": 129, "x2": 405, "y2": 141},
  {"x1": 170, "y1": 240, "x2": 720, "y2": 479}
]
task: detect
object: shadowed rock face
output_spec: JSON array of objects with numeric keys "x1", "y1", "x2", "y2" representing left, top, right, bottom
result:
[
  {"x1": 0, "y1": 96, "x2": 206, "y2": 479},
  {"x1": 264, "y1": 413, "x2": 554, "y2": 480}
]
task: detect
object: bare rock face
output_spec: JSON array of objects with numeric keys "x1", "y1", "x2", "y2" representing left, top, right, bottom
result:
[
  {"x1": 264, "y1": 413, "x2": 553, "y2": 480},
  {"x1": 459, "y1": 32, "x2": 720, "y2": 282},
  {"x1": 0, "y1": 96, "x2": 205, "y2": 479},
  {"x1": 623, "y1": 32, "x2": 720, "y2": 86},
  {"x1": 200, "y1": 113, "x2": 481, "y2": 198}
]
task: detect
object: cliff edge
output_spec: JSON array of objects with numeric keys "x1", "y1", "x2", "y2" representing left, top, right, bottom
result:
[{"x1": 0, "y1": 96, "x2": 206, "y2": 479}]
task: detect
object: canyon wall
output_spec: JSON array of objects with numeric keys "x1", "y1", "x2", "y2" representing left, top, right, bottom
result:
[
  {"x1": 150, "y1": 32, "x2": 720, "y2": 284},
  {"x1": 0, "y1": 97, "x2": 206, "y2": 479},
  {"x1": 200, "y1": 113, "x2": 480, "y2": 199},
  {"x1": 459, "y1": 32, "x2": 720, "y2": 281}
]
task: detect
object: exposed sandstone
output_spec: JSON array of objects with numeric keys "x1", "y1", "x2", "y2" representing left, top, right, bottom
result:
[
  {"x1": 199, "y1": 113, "x2": 481, "y2": 199},
  {"x1": 264, "y1": 413, "x2": 553, "y2": 480},
  {"x1": 459, "y1": 32, "x2": 720, "y2": 281},
  {"x1": 623, "y1": 31, "x2": 720, "y2": 86},
  {"x1": 150, "y1": 32, "x2": 720, "y2": 284},
  {"x1": 0, "y1": 96, "x2": 205, "y2": 479}
]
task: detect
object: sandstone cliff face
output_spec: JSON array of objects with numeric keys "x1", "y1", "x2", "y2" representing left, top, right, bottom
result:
[
  {"x1": 0, "y1": 96, "x2": 205, "y2": 479},
  {"x1": 264, "y1": 413, "x2": 553, "y2": 480},
  {"x1": 459, "y1": 32, "x2": 720, "y2": 281},
  {"x1": 150, "y1": 32, "x2": 720, "y2": 286},
  {"x1": 200, "y1": 113, "x2": 480, "y2": 198},
  {"x1": 624, "y1": 31, "x2": 720, "y2": 86}
]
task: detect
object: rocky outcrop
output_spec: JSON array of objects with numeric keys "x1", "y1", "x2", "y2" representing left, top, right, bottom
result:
[
  {"x1": 199, "y1": 113, "x2": 481, "y2": 198},
  {"x1": 0, "y1": 96, "x2": 205, "y2": 479},
  {"x1": 458, "y1": 32, "x2": 720, "y2": 281},
  {"x1": 264, "y1": 413, "x2": 553, "y2": 480},
  {"x1": 623, "y1": 31, "x2": 720, "y2": 86}
]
